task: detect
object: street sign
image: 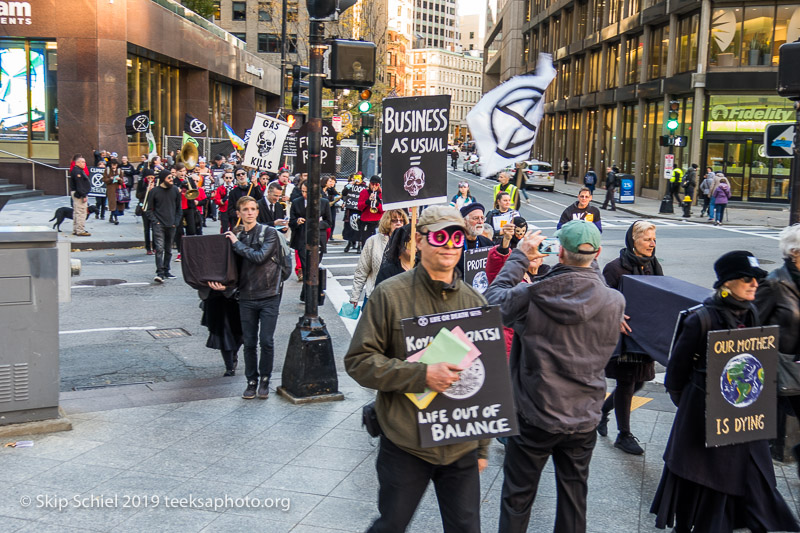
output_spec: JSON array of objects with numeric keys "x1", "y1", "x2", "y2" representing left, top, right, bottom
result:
[
  {"x1": 664, "y1": 154, "x2": 674, "y2": 179},
  {"x1": 331, "y1": 115, "x2": 342, "y2": 132},
  {"x1": 340, "y1": 111, "x2": 352, "y2": 127},
  {"x1": 764, "y1": 123, "x2": 795, "y2": 158},
  {"x1": 322, "y1": 99, "x2": 335, "y2": 108},
  {"x1": 659, "y1": 135, "x2": 688, "y2": 147}
]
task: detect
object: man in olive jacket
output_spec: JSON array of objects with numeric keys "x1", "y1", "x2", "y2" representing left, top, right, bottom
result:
[{"x1": 345, "y1": 205, "x2": 490, "y2": 533}]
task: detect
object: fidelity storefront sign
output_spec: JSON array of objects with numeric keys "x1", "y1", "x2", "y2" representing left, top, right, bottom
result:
[
  {"x1": 0, "y1": 2, "x2": 32, "y2": 24},
  {"x1": 707, "y1": 101, "x2": 795, "y2": 133}
]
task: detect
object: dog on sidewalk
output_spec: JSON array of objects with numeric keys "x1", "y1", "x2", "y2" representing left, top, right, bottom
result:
[{"x1": 49, "y1": 205, "x2": 99, "y2": 231}]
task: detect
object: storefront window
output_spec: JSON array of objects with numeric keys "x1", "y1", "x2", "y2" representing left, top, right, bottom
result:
[
  {"x1": 649, "y1": 24, "x2": 669, "y2": 80},
  {"x1": 569, "y1": 112, "x2": 581, "y2": 172},
  {"x1": 0, "y1": 40, "x2": 58, "y2": 147},
  {"x1": 585, "y1": 109, "x2": 598, "y2": 170},
  {"x1": 606, "y1": 42, "x2": 619, "y2": 89},
  {"x1": 602, "y1": 106, "x2": 617, "y2": 167},
  {"x1": 774, "y1": 5, "x2": 800, "y2": 63},
  {"x1": 209, "y1": 80, "x2": 233, "y2": 138},
  {"x1": 710, "y1": 7, "x2": 743, "y2": 67},
  {"x1": 741, "y1": 6, "x2": 775, "y2": 66},
  {"x1": 563, "y1": 9, "x2": 573, "y2": 47},
  {"x1": 621, "y1": 103, "x2": 637, "y2": 174},
  {"x1": 642, "y1": 99, "x2": 662, "y2": 190},
  {"x1": 126, "y1": 55, "x2": 180, "y2": 156},
  {"x1": 625, "y1": 34, "x2": 642, "y2": 85},
  {"x1": 676, "y1": 13, "x2": 699, "y2": 74}
]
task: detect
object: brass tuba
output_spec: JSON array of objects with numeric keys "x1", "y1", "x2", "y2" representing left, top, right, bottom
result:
[{"x1": 179, "y1": 141, "x2": 200, "y2": 199}]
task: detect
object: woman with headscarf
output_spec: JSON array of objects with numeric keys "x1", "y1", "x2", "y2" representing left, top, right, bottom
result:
[
  {"x1": 375, "y1": 223, "x2": 416, "y2": 286},
  {"x1": 102, "y1": 158, "x2": 126, "y2": 225},
  {"x1": 600, "y1": 221, "x2": 662, "y2": 454},
  {"x1": 650, "y1": 251, "x2": 799, "y2": 533}
]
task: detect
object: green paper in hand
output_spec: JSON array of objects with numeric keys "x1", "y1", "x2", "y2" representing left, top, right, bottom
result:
[{"x1": 418, "y1": 328, "x2": 471, "y2": 366}]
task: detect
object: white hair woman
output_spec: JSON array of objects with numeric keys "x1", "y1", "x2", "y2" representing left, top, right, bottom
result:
[{"x1": 755, "y1": 223, "x2": 800, "y2": 466}]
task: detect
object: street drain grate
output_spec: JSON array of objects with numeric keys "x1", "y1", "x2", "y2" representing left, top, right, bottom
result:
[
  {"x1": 148, "y1": 328, "x2": 192, "y2": 339},
  {"x1": 74, "y1": 279, "x2": 127, "y2": 286}
]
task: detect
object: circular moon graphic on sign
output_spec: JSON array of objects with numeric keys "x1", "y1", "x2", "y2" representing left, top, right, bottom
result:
[{"x1": 443, "y1": 358, "x2": 485, "y2": 400}]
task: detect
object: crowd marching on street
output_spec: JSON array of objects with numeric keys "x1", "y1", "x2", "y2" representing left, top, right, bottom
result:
[{"x1": 65, "y1": 145, "x2": 800, "y2": 533}]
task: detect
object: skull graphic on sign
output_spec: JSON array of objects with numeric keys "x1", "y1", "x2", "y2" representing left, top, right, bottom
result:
[
  {"x1": 256, "y1": 130, "x2": 276, "y2": 157},
  {"x1": 403, "y1": 167, "x2": 425, "y2": 197}
]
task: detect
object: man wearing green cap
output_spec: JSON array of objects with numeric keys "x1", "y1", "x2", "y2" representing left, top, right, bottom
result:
[{"x1": 485, "y1": 220, "x2": 626, "y2": 533}]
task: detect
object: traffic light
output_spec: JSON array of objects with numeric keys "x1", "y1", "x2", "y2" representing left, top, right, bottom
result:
[
  {"x1": 357, "y1": 89, "x2": 372, "y2": 113},
  {"x1": 666, "y1": 100, "x2": 680, "y2": 132},
  {"x1": 307, "y1": 0, "x2": 358, "y2": 21},
  {"x1": 323, "y1": 39, "x2": 377, "y2": 90},
  {"x1": 286, "y1": 113, "x2": 306, "y2": 130},
  {"x1": 361, "y1": 113, "x2": 374, "y2": 136},
  {"x1": 291, "y1": 65, "x2": 309, "y2": 110}
]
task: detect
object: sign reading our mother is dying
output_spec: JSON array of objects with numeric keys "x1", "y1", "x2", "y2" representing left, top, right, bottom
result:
[
  {"x1": 401, "y1": 306, "x2": 518, "y2": 448},
  {"x1": 705, "y1": 326, "x2": 778, "y2": 447},
  {"x1": 381, "y1": 95, "x2": 451, "y2": 209},
  {"x1": 242, "y1": 113, "x2": 290, "y2": 172},
  {"x1": 463, "y1": 247, "x2": 492, "y2": 294}
]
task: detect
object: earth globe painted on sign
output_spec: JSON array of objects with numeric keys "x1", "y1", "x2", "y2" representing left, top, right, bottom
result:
[
  {"x1": 719, "y1": 353, "x2": 765, "y2": 408},
  {"x1": 472, "y1": 271, "x2": 489, "y2": 293}
]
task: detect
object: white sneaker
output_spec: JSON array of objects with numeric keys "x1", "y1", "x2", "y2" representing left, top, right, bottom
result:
[{"x1": 154, "y1": 275, "x2": 163, "y2": 283}]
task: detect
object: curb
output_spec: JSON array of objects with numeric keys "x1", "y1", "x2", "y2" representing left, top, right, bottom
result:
[{"x1": 69, "y1": 240, "x2": 145, "y2": 251}]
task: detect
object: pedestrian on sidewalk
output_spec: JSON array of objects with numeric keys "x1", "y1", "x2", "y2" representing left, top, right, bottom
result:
[
  {"x1": 669, "y1": 168, "x2": 684, "y2": 205},
  {"x1": 146, "y1": 170, "x2": 181, "y2": 283},
  {"x1": 289, "y1": 181, "x2": 331, "y2": 302},
  {"x1": 213, "y1": 196, "x2": 281, "y2": 400},
  {"x1": 558, "y1": 187, "x2": 602, "y2": 233},
  {"x1": 599, "y1": 221, "x2": 661, "y2": 455},
  {"x1": 561, "y1": 157, "x2": 571, "y2": 184},
  {"x1": 69, "y1": 156, "x2": 92, "y2": 236},
  {"x1": 651, "y1": 251, "x2": 799, "y2": 533},
  {"x1": 712, "y1": 177, "x2": 731, "y2": 226},
  {"x1": 699, "y1": 167, "x2": 714, "y2": 218},
  {"x1": 136, "y1": 169, "x2": 156, "y2": 254},
  {"x1": 582, "y1": 167, "x2": 598, "y2": 194},
  {"x1": 601, "y1": 166, "x2": 619, "y2": 211},
  {"x1": 349, "y1": 209, "x2": 408, "y2": 309},
  {"x1": 345, "y1": 205, "x2": 489, "y2": 533},
  {"x1": 484, "y1": 221, "x2": 625, "y2": 533},
  {"x1": 102, "y1": 159, "x2": 126, "y2": 225},
  {"x1": 708, "y1": 171, "x2": 723, "y2": 221},
  {"x1": 199, "y1": 286, "x2": 242, "y2": 377}
]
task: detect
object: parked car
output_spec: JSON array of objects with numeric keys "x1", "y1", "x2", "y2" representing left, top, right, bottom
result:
[
  {"x1": 463, "y1": 154, "x2": 479, "y2": 173},
  {"x1": 471, "y1": 160, "x2": 482, "y2": 176},
  {"x1": 460, "y1": 140, "x2": 475, "y2": 153},
  {"x1": 499, "y1": 160, "x2": 555, "y2": 191}
]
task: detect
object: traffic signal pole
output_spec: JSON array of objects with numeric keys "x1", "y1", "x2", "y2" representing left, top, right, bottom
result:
[
  {"x1": 278, "y1": 16, "x2": 343, "y2": 404},
  {"x1": 791, "y1": 101, "x2": 800, "y2": 225}
]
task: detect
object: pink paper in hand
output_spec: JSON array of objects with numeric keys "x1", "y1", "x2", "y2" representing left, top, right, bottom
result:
[{"x1": 450, "y1": 326, "x2": 482, "y2": 369}]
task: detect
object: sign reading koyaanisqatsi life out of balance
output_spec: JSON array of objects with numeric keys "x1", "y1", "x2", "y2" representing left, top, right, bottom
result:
[
  {"x1": 381, "y1": 95, "x2": 451, "y2": 209},
  {"x1": 705, "y1": 326, "x2": 778, "y2": 447},
  {"x1": 88, "y1": 167, "x2": 107, "y2": 198},
  {"x1": 401, "y1": 306, "x2": 518, "y2": 448},
  {"x1": 293, "y1": 120, "x2": 337, "y2": 174},
  {"x1": 242, "y1": 113, "x2": 290, "y2": 172},
  {"x1": 462, "y1": 247, "x2": 492, "y2": 294}
]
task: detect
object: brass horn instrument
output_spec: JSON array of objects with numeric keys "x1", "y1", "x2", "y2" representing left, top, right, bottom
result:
[{"x1": 179, "y1": 141, "x2": 200, "y2": 200}]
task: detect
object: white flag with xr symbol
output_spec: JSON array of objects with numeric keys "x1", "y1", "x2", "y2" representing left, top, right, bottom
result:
[{"x1": 467, "y1": 54, "x2": 556, "y2": 178}]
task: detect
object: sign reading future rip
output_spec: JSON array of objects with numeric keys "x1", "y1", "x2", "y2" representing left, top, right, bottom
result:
[
  {"x1": 705, "y1": 326, "x2": 778, "y2": 447},
  {"x1": 381, "y1": 95, "x2": 451, "y2": 209},
  {"x1": 401, "y1": 306, "x2": 518, "y2": 448},
  {"x1": 242, "y1": 113, "x2": 290, "y2": 172},
  {"x1": 88, "y1": 167, "x2": 107, "y2": 198},
  {"x1": 292, "y1": 120, "x2": 337, "y2": 174}
]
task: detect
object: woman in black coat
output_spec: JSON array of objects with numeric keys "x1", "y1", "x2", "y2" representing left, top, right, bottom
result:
[
  {"x1": 199, "y1": 287, "x2": 242, "y2": 376},
  {"x1": 755, "y1": 223, "x2": 800, "y2": 464},
  {"x1": 599, "y1": 221, "x2": 661, "y2": 454},
  {"x1": 289, "y1": 180, "x2": 331, "y2": 301},
  {"x1": 651, "y1": 250, "x2": 799, "y2": 533},
  {"x1": 375, "y1": 224, "x2": 416, "y2": 287}
]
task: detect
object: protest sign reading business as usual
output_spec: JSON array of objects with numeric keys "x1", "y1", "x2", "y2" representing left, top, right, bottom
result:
[
  {"x1": 381, "y1": 95, "x2": 451, "y2": 209},
  {"x1": 401, "y1": 306, "x2": 518, "y2": 447},
  {"x1": 463, "y1": 247, "x2": 492, "y2": 294},
  {"x1": 294, "y1": 120, "x2": 337, "y2": 174},
  {"x1": 242, "y1": 113, "x2": 290, "y2": 172},
  {"x1": 88, "y1": 167, "x2": 107, "y2": 198},
  {"x1": 705, "y1": 326, "x2": 778, "y2": 447}
]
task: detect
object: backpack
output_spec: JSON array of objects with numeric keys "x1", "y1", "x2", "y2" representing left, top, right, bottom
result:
[
  {"x1": 668, "y1": 304, "x2": 712, "y2": 362},
  {"x1": 256, "y1": 224, "x2": 292, "y2": 283},
  {"x1": 583, "y1": 172, "x2": 595, "y2": 186}
]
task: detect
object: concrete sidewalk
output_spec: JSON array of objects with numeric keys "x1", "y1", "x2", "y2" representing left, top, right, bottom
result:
[
  {"x1": 551, "y1": 179, "x2": 791, "y2": 228},
  {"x1": 2, "y1": 194, "x2": 800, "y2": 532}
]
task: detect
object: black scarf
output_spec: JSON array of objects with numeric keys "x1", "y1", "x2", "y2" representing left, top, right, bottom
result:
[
  {"x1": 703, "y1": 289, "x2": 758, "y2": 330},
  {"x1": 619, "y1": 222, "x2": 663, "y2": 276}
]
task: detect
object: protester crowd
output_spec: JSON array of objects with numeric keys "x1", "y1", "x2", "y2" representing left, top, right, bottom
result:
[{"x1": 68, "y1": 147, "x2": 800, "y2": 533}]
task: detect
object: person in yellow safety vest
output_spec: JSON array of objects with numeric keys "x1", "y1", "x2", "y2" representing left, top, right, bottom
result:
[
  {"x1": 493, "y1": 172, "x2": 519, "y2": 209},
  {"x1": 669, "y1": 168, "x2": 684, "y2": 204}
]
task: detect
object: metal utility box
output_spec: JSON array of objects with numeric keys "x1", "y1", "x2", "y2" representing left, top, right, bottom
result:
[{"x1": 0, "y1": 227, "x2": 60, "y2": 425}]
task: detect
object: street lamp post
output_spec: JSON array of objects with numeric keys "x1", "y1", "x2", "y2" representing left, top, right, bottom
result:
[{"x1": 277, "y1": 3, "x2": 346, "y2": 404}]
